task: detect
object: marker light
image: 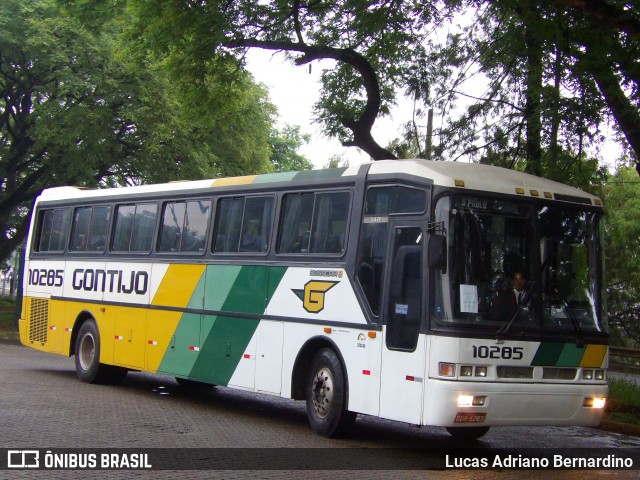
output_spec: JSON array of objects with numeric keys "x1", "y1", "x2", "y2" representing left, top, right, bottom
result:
[
  {"x1": 439, "y1": 363, "x2": 456, "y2": 377},
  {"x1": 458, "y1": 395, "x2": 474, "y2": 407},
  {"x1": 460, "y1": 366, "x2": 473, "y2": 377}
]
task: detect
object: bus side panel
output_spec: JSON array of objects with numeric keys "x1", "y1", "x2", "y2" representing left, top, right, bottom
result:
[
  {"x1": 151, "y1": 263, "x2": 204, "y2": 376},
  {"x1": 20, "y1": 259, "x2": 66, "y2": 354},
  {"x1": 280, "y1": 322, "x2": 382, "y2": 416},
  {"x1": 192, "y1": 264, "x2": 270, "y2": 388}
]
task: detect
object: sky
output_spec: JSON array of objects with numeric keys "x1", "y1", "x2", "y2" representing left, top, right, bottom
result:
[
  {"x1": 245, "y1": 49, "x2": 415, "y2": 169},
  {"x1": 245, "y1": 48, "x2": 624, "y2": 172}
]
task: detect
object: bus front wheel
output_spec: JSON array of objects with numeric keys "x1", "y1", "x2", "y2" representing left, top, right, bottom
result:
[
  {"x1": 446, "y1": 426, "x2": 490, "y2": 440},
  {"x1": 75, "y1": 319, "x2": 127, "y2": 384},
  {"x1": 306, "y1": 348, "x2": 356, "y2": 437}
]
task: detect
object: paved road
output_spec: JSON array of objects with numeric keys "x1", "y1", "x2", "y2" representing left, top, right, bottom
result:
[{"x1": 1, "y1": 341, "x2": 639, "y2": 479}]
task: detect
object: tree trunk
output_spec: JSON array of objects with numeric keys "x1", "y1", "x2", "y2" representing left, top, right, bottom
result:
[{"x1": 522, "y1": 2, "x2": 543, "y2": 177}]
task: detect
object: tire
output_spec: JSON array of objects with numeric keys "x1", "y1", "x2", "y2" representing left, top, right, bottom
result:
[
  {"x1": 306, "y1": 348, "x2": 356, "y2": 438},
  {"x1": 446, "y1": 426, "x2": 490, "y2": 440},
  {"x1": 74, "y1": 319, "x2": 127, "y2": 384}
]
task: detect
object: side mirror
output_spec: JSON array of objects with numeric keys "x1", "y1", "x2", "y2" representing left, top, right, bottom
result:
[{"x1": 428, "y1": 235, "x2": 447, "y2": 273}]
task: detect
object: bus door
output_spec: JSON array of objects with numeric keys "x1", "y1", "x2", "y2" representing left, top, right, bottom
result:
[{"x1": 379, "y1": 220, "x2": 427, "y2": 424}]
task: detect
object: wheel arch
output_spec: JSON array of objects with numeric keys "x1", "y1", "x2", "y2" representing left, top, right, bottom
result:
[
  {"x1": 290, "y1": 336, "x2": 350, "y2": 404},
  {"x1": 68, "y1": 310, "x2": 98, "y2": 357}
]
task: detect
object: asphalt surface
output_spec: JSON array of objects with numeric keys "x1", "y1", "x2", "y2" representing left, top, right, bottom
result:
[{"x1": 1, "y1": 341, "x2": 639, "y2": 479}]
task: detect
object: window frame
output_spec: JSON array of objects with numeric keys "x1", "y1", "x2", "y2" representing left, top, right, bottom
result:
[
  {"x1": 68, "y1": 205, "x2": 111, "y2": 255},
  {"x1": 275, "y1": 189, "x2": 352, "y2": 257},
  {"x1": 211, "y1": 194, "x2": 276, "y2": 256},
  {"x1": 157, "y1": 197, "x2": 212, "y2": 256},
  {"x1": 110, "y1": 201, "x2": 159, "y2": 255},
  {"x1": 33, "y1": 207, "x2": 72, "y2": 254}
]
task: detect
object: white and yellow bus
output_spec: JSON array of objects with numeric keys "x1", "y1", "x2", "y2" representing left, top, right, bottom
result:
[{"x1": 19, "y1": 159, "x2": 608, "y2": 438}]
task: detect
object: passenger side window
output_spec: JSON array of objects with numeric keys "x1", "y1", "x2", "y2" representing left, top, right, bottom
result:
[
  {"x1": 213, "y1": 196, "x2": 274, "y2": 253},
  {"x1": 158, "y1": 199, "x2": 211, "y2": 253},
  {"x1": 69, "y1": 206, "x2": 110, "y2": 253},
  {"x1": 36, "y1": 208, "x2": 71, "y2": 253},
  {"x1": 278, "y1": 191, "x2": 350, "y2": 255},
  {"x1": 112, "y1": 203, "x2": 158, "y2": 252}
]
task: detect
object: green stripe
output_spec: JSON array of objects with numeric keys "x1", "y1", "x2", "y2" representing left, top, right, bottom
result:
[
  {"x1": 531, "y1": 342, "x2": 587, "y2": 366},
  {"x1": 531, "y1": 343, "x2": 563, "y2": 366},
  {"x1": 188, "y1": 265, "x2": 287, "y2": 385},
  {"x1": 556, "y1": 344, "x2": 586, "y2": 367},
  {"x1": 157, "y1": 270, "x2": 207, "y2": 376},
  {"x1": 252, "y1": 171, "x2": 298, "y2": 184}
]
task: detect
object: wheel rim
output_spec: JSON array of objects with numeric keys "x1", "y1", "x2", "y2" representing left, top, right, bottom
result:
[
  {"x1": 78, "y1": 332, "x2": 95, "y2": 371},
  {"x1": 311, "y1": 367, "x2": 334, "y2": 418}
]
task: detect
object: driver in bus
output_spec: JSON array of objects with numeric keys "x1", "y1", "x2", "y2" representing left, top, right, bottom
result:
[{"x1": 512, "y1": 270, "x2": 530, "y2": 306}]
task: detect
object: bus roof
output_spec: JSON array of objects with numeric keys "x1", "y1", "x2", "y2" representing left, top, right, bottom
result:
[{"x1": 37, "y1": 159, "x2": 602, "y2": 206}]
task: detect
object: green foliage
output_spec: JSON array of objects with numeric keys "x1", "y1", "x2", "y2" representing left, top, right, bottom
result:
[
  {"x1": 604, "y1": 167, "x2": 640, "y2": 346},
  {"x1": 0, "y1": 0, "x2": 279, "y2": 264},
  {"x1": 269, "y1": 125, "x2": 313, "y2": 172},
  {"x1": 608, "y1": 377, "x2": 640, "y2": 408}
]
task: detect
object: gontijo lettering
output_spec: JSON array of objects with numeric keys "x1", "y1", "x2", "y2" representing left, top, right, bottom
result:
[{"x1": 72, "y1": 269, "x2": 148, "y2": 295}]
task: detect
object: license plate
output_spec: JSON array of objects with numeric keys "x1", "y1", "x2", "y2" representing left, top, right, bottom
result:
[{"x1": 454, "y1": 412, "x2": 486, "y2": 423}]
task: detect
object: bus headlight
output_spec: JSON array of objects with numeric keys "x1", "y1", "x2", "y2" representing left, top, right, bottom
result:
[
  {"x1": 594, "y1": 370, "x2": 605, "y2": 381},
  {"x1": 582, "y1": 369, "x2": 593, "y2": 380},
  {"x1": 583, "y1": 397, "x2": 606, "y2": 409},
  {"x1": 474, "y1": 366, "x2": 487, "y2": 377},
  {"x1": 457, "y1": 395, "x2": 486, "y2": 407}
]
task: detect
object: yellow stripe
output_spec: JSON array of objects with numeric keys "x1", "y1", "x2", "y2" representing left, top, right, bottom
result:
[
  {"x1": 580, "y1": 344, "x2": 607, "y2": 368},
  {"x1": 151, "y1": 264, "x2": 206, "y2": 308},
  {"x1": 212, "y1": 175, "x2": 257, "y2": 187}
]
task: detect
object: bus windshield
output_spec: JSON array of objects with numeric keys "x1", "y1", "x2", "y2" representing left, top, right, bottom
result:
[{"x1": 432, "y1": 195, "x2": 604, "y2": 336}]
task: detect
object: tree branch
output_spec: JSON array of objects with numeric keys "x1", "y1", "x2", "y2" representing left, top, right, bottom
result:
[{"x1": 225, "y1": 38, "x2": 395, "y2": 160}]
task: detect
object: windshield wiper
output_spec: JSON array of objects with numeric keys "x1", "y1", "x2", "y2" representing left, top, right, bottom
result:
[
  {"x1": 562, "y1": 301, "x2": 584, "y2": 347},
  {"x1": 496, "y1": 307, "x2": 521, "y2": 339}
]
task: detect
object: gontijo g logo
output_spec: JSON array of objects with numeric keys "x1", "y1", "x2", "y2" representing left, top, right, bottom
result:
[{"x1": 292, "y1": 280, "x2": 339, "y2": 314}]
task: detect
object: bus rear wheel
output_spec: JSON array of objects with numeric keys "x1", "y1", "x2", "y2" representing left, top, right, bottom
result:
[
  {"x1": 446, "y1": 426, "x2": 490, "y2": 440},
  {"x1": 305, "y1": 348, "x2": 356, "y2": 437},
  {"x1": 75, "y1": 319, "x2": 127, "y2": 384}
]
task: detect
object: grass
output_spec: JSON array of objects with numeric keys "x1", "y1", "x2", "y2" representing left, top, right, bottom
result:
[
  {"x1": 606, "y1": 377, "x2": 640, "y2": 426},
  {"x1": 0, "y1": 297, "x2": 17, "y2": 335},
  {"x1": 608, "y1": 377, "x2": 640, "y2": 408}
]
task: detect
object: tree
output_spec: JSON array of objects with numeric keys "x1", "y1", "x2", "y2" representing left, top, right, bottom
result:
[
  {"x1": 604, "y1": 166, "x2": 640, "y2": 346},
  {"x1": 126, "y1": 0, "x2": 456, "y2": 161},
  {"x1": 269, "y1": 125, "x2": 313, "y2": 172},
  {"x1": 0, "y1": 0, "x2": 278, "y2": 264},
  {"x1": 415, "y1": 0, "x2": 639, "y2": 177}
]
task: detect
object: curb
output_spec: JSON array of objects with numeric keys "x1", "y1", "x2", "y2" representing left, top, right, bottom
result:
[{"x1": 600, "y1": 418, "x2": 640, "y2": 437}]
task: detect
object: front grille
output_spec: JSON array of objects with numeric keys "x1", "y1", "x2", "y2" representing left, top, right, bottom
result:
[
  {"x1": 28, "y1": 298, "x2": 49, "y2": 344},
  {"x1": 543, "y1": 367, "x2": 577, "y2": 380},
  {"x1": 497, "y1": 366, "x2": 534, "y2": 379}
]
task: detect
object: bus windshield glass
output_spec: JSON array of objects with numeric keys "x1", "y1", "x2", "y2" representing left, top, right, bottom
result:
[{"x1": 432, "y1": 195, "x2": 604, "y2": 335}]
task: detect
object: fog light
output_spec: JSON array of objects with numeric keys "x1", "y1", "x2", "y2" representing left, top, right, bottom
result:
[
  {"x1": 458, "y1": 395, "x2": 474, "y2": 407},
  {"x1": 583, "y1": 397, "x2": 606, "y2": 409},
  {"x1": 475, "y1": 366, "x2": 487, "y2": 377},
  {"x1": 595, "y1": 370, "x2": 605, "y2": 381},
  {"x1": 582, "y1": 369, "x2": 593, "y2": 380},
  {"x1": 439, "y1": 363, "x2": 456, "y2": 377},
  {"x1": 460, "y1": 366, "x2": 473, "y2": 377}
]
